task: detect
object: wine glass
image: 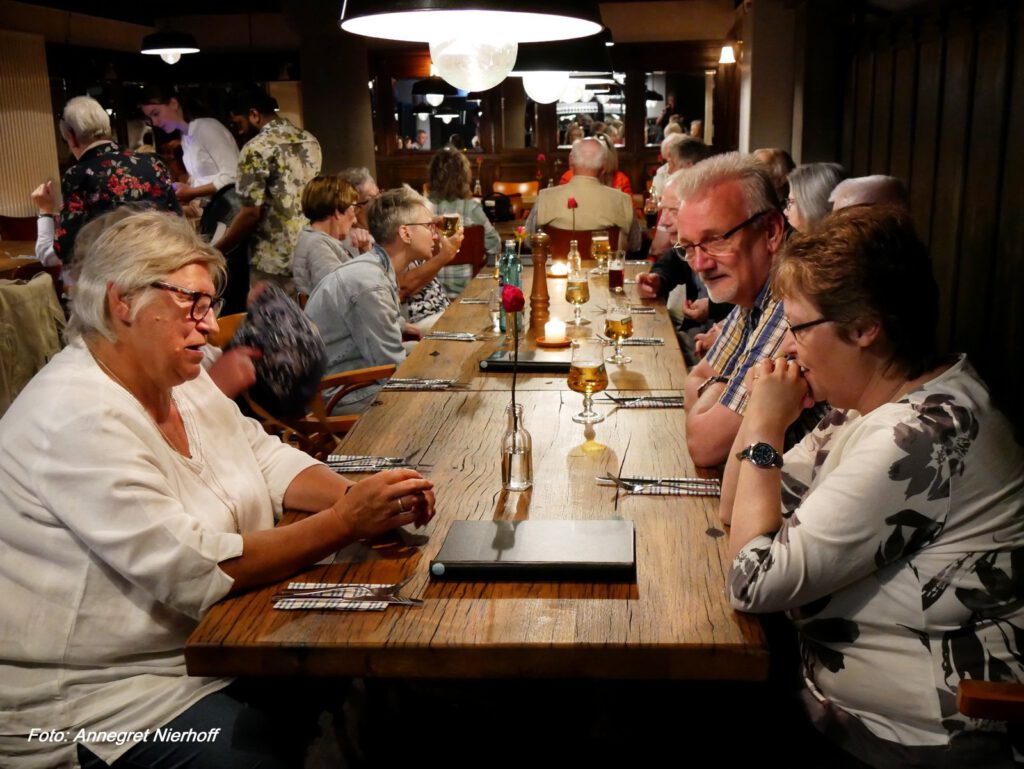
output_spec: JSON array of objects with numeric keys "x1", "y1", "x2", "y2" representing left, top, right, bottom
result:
[
  {"x1": 565, "y1": 268, "x2": 591, "y2": 326},
  {"x1": 569, "y1": 340, "x2": 609, "y2": 424},
  {"x1": 604, "y1": 300, "x2": 633, "y2": 365},
  {"x1": 591, "y1": 230, "x2": 610, "y2": 275}
]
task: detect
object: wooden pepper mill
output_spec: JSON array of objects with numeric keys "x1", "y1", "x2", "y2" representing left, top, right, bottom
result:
[{"x1": 528, "y1": 229, "x2": 551, "y2": 338}]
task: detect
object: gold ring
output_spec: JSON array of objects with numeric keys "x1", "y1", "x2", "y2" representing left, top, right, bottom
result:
[{"x1": 397, "y1": 497, "x2": 406, "y2": 513}]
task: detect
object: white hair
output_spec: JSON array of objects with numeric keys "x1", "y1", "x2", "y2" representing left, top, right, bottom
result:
[
  {"x1": 788, "y1": 162, "x2": 847, "y2": 227},
  {"x1": 673, "y1": 151, "x2": 779, "y2": 217},
  {"x1": 569, "y1": 137, "x2": 607, "y2": 173},
  {"x1": 59, "y1": 96, "x2": 112, "y2": 145}
]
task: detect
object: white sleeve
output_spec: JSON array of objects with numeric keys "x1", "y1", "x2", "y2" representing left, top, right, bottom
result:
[
  {"x1": 192, "y1": 119, "x2": 239, "y2": 191},
  {"x1": 35, "y1": 216, "x2": 60, "y2": 266},
  {"x1": 729, "y1": 411, "x2": 952, "y2": 613}
]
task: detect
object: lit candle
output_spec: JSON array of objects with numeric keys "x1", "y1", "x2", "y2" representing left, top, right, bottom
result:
[
  {"x1": 550, "y1": 260, "x2": 569, "y2": 276},
  {"x1": 544, "y1": 318, "x2": 566, "y2": 343}
]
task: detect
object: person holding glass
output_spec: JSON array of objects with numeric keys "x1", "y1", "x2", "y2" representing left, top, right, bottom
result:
[
  {"x1": 723, "y1": 206, "x2": 1024, "y2": 768},
  {"x1": 427, "y1": 148, "x2": 500, "y2": 297},
  {"x1": 0, "y1": 211, "x2": 435, "y2": 769}
]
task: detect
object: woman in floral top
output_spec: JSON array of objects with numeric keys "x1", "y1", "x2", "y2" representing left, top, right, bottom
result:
[{"x1": 721, "y1": 206, "x2": 1024, "y2": 768}]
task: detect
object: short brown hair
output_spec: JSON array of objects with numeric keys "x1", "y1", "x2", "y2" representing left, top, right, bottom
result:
[
  {"x1": 301, "y1": 175, "x2": 357, "y2": 222},
  {"x1": 773, "y1": 206, "x2": 939, "y2": 377},
  {"x1": 428, "y1": 148, "x2": 472, "y2": 200}
]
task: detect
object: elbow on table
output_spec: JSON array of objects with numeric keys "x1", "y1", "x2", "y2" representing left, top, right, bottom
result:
[{"x1": 686, "y1": 431, "x2": 728, "y2": 469}]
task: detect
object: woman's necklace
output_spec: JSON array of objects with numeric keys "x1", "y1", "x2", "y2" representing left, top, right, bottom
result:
[{"x1": 90, "y1": 350, "x2": 188, "y2": 457}]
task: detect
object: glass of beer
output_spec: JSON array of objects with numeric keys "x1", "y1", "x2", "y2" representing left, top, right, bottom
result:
[
  {"x1": 569, "y1": 340, "x2": 609, "y2": 424},
  {"x1": 565, "y1": 268, "x2": 591, "y2": 326},
  {"x1": 591, "y1": 230, "x2": 610, "y2": 275},
  {"x1": 608, "y1": 251, "x2": 625, "y2": 294},
  {"x1": 604, "y1": 300, "x2": 633, "y2": 364},
  {"x1": 441, "y1": 213, "x2": 461, "y2": 237}
]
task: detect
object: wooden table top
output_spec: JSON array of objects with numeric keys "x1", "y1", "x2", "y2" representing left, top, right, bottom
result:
[
  {"x1": 0, "y1": 241, "x2": 38, "y2": 278},
  {"x1": 402, "y1": 264, "x2": 688, "y2": 392},
  {"x1": 185, "y1": 265, "x2": 767, "y2": 682}
]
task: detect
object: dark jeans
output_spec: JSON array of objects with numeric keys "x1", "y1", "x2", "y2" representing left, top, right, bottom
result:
[{"x1": 76, "y1": 679, "x2": 333, "y2": 769}]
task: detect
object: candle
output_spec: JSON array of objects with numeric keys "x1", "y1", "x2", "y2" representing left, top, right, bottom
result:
[
  {"x1": 544, "y1": 318, "x2": 566, "y2": 343},
  {"x1": 550, "y1": 260, "x2": 569, "y2": 276}
]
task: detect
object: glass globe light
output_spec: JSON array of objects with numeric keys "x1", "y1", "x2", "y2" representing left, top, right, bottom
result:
[
  {"x1": 430, "y1": 35, "x2": 518, "y2": 92},
  {"x1": 522, "y1": 71, "x2": 570, "y2": 104},
  {"x1": 560, "y1": 80, "x2": 584, "y2": 104},
  {"x1": 425, "y1": 93, "x2": 445, "y2": 107}
]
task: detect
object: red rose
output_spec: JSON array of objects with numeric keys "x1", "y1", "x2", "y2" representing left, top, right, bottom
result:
[
  {"x1": 567, "y1": 197, "x2": 578, "y2": 209},
  {"x1": 501, "y1": 284, "x2": 525, "y2": 313},
  {"x1": 537, "y1": 153, "x2": 546, "y2": 162}
]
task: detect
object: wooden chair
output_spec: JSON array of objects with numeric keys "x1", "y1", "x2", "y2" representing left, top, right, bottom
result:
[
  {"x1": 244, "y1": 365, "x2": 397, "y2": 460},
  {"x1": 208, "y1": 312, "x2": 245, "y2": 349},
  {"x1": 448, "y1": 224, "x2": 487, "y2": 272},
  {"x1": 0, "y1": 216, "x2": 38, "y2": 241},
  {"x1": 542, "y1": 225, "x2": 620, "y2": 260},
  {"x1": 492, "y1": 181, "x2": 540, "y2": 219},
  {"x1": 958, "y1": 680, "x2": 1024, "y2": 721}
]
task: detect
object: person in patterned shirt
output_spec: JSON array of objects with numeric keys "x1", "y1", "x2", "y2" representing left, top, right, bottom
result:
[
  {"x1": 31, "y1": 96, "x2": 180, "y2": 265},
  {"x1": 214, "y1": 86, "x2": 321, "y2": 296}
]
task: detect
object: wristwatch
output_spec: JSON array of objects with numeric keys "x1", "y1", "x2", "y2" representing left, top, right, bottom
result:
[
  {"x1": 736, "y1": 442, "x2": 783, "y2": 469},
  {"x1": 697, "y1": 374, "x2": 729, "y2": 397}
]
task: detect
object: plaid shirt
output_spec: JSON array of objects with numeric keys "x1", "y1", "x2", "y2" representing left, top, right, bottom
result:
[{"x1": 705, "y1": 280, "x2": 830, "y2": 444}]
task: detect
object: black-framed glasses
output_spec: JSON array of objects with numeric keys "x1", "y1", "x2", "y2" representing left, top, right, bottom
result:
[
  {"x1": 784, "y1": 197, "x2": 796, "y2": 211},
  {"x1": 675, "y1": 209, "x2": 773, "y2": 264},
  {"x1": 150, "y1": 281, "x2": 224, "y2": 322},
  {"x1": 785, "y1": 316, "x2": 831, "y2": 338}
]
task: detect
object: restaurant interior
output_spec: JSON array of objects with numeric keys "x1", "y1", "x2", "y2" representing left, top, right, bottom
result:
[{"x1": 1, "y1": 0, "x2": 1024, "y2": 767}]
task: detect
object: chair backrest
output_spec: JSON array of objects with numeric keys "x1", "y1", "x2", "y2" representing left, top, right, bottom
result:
[
  {"x1": 493, "y1": 180, "x2": 540, "y2": 197},
  {"x1": 12, "y1": 262, "x2": 62, "y2": 301},
  {"x1": 542, "y1": 226, "x2": 620, "y2": 260},
  {"x1": 0, "y1": 272, "x2": 66, "y2": 418},
  {"x1": 447, "y1": 224, "x2": 486, "y2": 271},
  {"x1": 208, "y1": 312, "x2": 245, "y2": 349}
]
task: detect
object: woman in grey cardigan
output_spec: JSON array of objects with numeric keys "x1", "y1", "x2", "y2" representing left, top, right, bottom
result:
[{"x1": 291, "y1": 175, "x2": 359, "y2": 296}]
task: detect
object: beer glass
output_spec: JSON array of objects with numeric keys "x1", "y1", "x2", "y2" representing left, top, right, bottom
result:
[
  {"x1": 565, "y1": 268, "x2": 591, "y2": 326},
  {"x1": 591, "y1": 230, "x2": 610, "y2": 275},
  {"x1": 604, "y1": 300, "x2": 633, "y2": 364},
  {"x1": 441, "y1": 213, "x2": 461, "y2": 237},
  {"x1": 608, "y1": 251, "x2": 625, "y2": 293},
  {"x1": 569, "y1": 340, "x2": 609, "y2": 424}
]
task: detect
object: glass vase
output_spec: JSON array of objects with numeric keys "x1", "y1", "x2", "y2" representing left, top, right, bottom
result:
[{"x1": 501, "y1": 403, "x2": 533, "y2": 491}]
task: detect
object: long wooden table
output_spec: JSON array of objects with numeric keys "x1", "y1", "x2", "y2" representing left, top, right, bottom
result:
[
  {"x1": 185, "y1": 264, "x2": 767, "y2": 681},
  {"x1": 0, "y1": 241, "x2": 38, "y2": 278}
]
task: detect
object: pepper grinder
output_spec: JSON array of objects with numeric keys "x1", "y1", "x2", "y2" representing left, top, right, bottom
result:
[{"x1": 529, "y1": 229, "x2": 551, "y2": 338}]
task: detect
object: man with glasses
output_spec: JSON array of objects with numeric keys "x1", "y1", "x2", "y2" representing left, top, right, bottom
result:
[
  {"x1": 677, "y1": 153, "x2": 826, "y2": 467},
  {"x1": 305, "y1": 187, "x2": 456, "y2": 414}
]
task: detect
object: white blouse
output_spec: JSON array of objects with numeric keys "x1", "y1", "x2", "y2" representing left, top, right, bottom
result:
[
  {"x1": 181, "y1": 117, "x2": 239, "y2": 192},
  {"x1": 0, "y1": 341, "x2": 319, "y2": 768}
]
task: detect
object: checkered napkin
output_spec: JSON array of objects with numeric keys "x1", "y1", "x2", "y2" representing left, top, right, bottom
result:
[
  {"x1": 381, "y1": 378, "x2": 460, "y2": 391},
  {"x1": 423, "y1": 332, "x2": 478, "y2": 342},
  {"x1": 619, "y1": 337, "x2": 664, "y2": 346},
  {"x1": 458, "y1": 298, "x2": 491, "y2": 304},
  {"x1": 272, "y1": 582, "x2": 388, "y2": 612},
  {"x1": 475, "y1": 273, "x2": 496, "y2": 280},
  {"x1": 614, "y1": 396, "x2": 684, "y2": 409},
  {"x1": 598, "y1": 476, "x2": 722, "y2": 497},
  {"x1": 628, "y1": 306, "x2": 656, "y2": 315},
  {"x1": 326, "y1": 454, "x2": 411, "y2": 472}
]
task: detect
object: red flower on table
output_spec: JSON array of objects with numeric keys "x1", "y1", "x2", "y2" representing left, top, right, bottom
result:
[
  {"x1": 567, "y1": 197, "x2": 578, "y2": 209},
  {"x1": 501, "y1": 285, "x2": 525, "y2": 313}
]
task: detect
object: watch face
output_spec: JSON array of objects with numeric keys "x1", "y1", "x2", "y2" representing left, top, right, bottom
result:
[{"x1": 749, "y1": 443, "x2": 779, "y2": 467}]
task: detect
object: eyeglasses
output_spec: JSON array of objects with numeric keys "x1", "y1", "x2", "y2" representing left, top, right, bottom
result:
[
  {"x1": 785, "y1": 316, "x2": 831, "y2": 338},
  {"x1": 404, "y1": 221, "x2": 438, "y2": 233},
  {"x1": 783, "y1": 198, "x2": 796, "y2": 211},
  {"x1": 675, "y1": 209, "x2": 773, "y2": 264},
  {"x1": 150, "y1": 281, "x2": 224, "y2": 322}
]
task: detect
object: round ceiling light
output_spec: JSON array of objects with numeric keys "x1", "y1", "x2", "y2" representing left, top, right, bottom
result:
[
  {"x1": 429, "y1": 36, "x2": 518, "y2": 92},
  {"x1": 522, "y1": 71, "x2": 571, "y2": 104}
]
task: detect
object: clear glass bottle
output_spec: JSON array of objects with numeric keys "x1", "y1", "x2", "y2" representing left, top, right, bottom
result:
[
  {"x1": 473, "y1": 178, "x2": 483, "y2": 198},
  {"x1": 567, "y1": 239, "x2": 582, "y2": 274},
  {"x1": 498, "y1": 238, "x2": 523, "y2": 333},
  {"x1": 501, "y1": 403, "x2": 533, "y2": 491}
]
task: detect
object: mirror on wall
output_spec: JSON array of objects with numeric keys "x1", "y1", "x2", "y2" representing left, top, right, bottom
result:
[
  {"x1": 391, "y1": 78, "x2": 482, "y2": 151},
  {"x1": 555, "y1": 73, "x2": 626, "y2": 148},
  {"x1": 644, "y1": 71, "x2": 710, "y2": 146}
]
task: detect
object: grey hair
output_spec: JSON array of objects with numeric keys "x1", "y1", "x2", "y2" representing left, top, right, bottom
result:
[
  {"x1": 673, "y1": 151, "x2": 780, "y2": 217},
  {"x1": 661, "y1": 133, "x2": 687, "y2": 164},
  {"x1": 339, "y1": 167, "x2": 376, "y2": 196},
  {"x1": 59, "y1": 96, "x2": 112, "y2": 145},
  {"x1": 830, "y1": 175, "x2": 909, "y2": 211},
  {"x1": 569, "y1": 137, "x2": 607, "y2": 173},
  {"x1": 366, "y1": 184, "x2": 433, "y2": 244},
  {"x1": 788, "y1": 162, "x2": 847, "y2": 229},
  {"x1": 67, "y1": 211, "x2": 226, "y2": 343}
]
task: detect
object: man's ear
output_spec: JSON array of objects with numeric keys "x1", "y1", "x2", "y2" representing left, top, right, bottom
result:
[{"x1": 765, "y1": 210, "x2": 787, "y2": 251}]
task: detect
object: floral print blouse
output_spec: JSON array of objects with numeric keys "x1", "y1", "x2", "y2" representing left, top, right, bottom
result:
[
  {"x1": 54, "y1": 142, "x2": 180, "y2": 260},
  {"x1": 729, "y1": 356, "x2": 1024, "y2": 762}
]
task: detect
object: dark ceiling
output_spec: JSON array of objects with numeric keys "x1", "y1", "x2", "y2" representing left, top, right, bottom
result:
[{"x1": 24, "y1": 0, "x2": 283, "y2": 26}]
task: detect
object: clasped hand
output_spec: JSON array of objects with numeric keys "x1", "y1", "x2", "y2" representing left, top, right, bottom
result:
[
  {"x1": 745, "y1": 356, "x2": 814, "y2": 432},
  {"x1": 334, "y1": 469, "x2": 436, "y2": 540}
]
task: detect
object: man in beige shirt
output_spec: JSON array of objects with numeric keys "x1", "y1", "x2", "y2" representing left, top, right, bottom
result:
[{"x1": 526, "y1": 137, "x2": 640, "y2": 251}]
